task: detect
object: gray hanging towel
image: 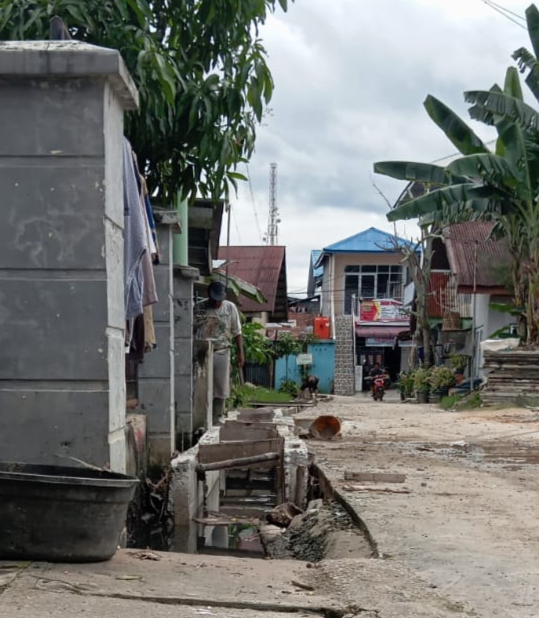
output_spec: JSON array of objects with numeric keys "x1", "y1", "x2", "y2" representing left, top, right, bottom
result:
[{"x1": 123, "y1": 138, "x2": 148, "y2": 320}]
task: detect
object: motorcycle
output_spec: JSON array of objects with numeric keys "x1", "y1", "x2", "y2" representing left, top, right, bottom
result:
[{"x1": 370, "y1": 374, "x2": 389, "y2": 401}]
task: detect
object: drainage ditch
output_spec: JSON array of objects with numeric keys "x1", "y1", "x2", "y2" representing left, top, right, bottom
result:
[{"x1": 128, "y1": 461, "x2": 377, "y2": 564}]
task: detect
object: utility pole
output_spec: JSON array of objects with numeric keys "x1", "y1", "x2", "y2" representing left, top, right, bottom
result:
[{"x1": 265, "y1": 162, "x2": 279, "y2": 245}]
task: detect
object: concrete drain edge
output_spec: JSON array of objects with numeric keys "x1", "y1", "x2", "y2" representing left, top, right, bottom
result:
[{"x1": 309, "y1": 463, "x2": 379, "y2": 559}]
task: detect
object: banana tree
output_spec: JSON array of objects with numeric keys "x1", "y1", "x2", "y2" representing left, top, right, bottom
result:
[{"x1": 375, "y1": 65, "x2": 539, "y2": 344}]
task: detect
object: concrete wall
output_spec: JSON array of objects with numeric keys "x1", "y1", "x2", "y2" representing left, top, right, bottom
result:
[
  {"x1": 137, "y1": 223, "x2": 174, "y2": 465},
  {"x1": 474, "y1": 293, "x2": 514, "y2": 377},
  {"x1": 0, "y1": 42, "x2": 137, "y2": 471},
  {"x1": 274, "y1": 341, "x2": 336, "y2": 393},
  {"x1": 174, "y1": 266, "x2": 199, "y2": 436},
  {"x1": 334, "y1": 315, "x2": 355, "y2": 395}
]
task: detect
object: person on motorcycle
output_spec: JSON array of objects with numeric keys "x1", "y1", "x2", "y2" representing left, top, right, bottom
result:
[{"x1": 369, "y1": 363, "x2": 384, "y2": 397}]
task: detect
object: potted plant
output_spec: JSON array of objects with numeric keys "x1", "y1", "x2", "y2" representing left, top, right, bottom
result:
[
  {"x1": 398, "y1": 370, "x2": 415, "y2": 401},
  {"x1": 450, "y1": 354, "x2": 468, "y2": 384},
  {"x1": 429, "y1": 365, "x2": 456, "y2": 398},
  {"x1": 413, "y1": 366, "x2": 431, "y2": 403}
]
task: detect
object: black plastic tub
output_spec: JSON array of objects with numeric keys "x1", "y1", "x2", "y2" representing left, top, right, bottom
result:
[{"x1": 0, "y1": 462, "x2": 139, "y2": 562}]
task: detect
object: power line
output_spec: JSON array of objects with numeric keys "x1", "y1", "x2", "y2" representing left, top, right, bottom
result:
[
  {"x1": 245, "y1": 163, "x2": 263, "y2": 243},
  {"x1": 484, "y1": 0, "x2": 526, "y2": 21},
  {"x1": 230, "y1": 204, "x2": 242, "y2": 243},
  {"x1": 478, "y1": 0, "x2": 526, "y2": 29}
]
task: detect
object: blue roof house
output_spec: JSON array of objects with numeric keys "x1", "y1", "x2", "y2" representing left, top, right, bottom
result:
[
  {"x1": 314, "y1": 227, "x2": 413, "y2": 385},
  {"x1": 315, "y1": 227, "x2": 413, "y2": 318}
]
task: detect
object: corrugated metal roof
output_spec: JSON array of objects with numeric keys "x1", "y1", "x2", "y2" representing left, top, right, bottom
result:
[
  {"x1": 321, "y1": 227, "x2": 415, "y2": 255},
  {"x1": 218, "y1": 246, "x2": 288, "y2": 319},
  {"x1": 443, "y1": 222, "x2": 511, "y2": 292}
]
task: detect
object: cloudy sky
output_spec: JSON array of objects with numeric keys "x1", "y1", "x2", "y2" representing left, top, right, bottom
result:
[{"x1": 220, "y1": 0, "x2": 533, "y2": 296}]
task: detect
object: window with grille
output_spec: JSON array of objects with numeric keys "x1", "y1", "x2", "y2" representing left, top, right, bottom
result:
[{"x1": 344, "y1": 265, "x2": 403, "y2": 314}]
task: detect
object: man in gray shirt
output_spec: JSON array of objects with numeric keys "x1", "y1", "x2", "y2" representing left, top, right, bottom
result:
[{"x1": 196, "y1": 281, "x2": 244, "y2": 424}]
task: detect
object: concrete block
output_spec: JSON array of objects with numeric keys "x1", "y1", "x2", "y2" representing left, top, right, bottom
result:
[
  {"x1": 0, "y1": 165, "x2": 106, "y2": 270},
  {"x1": 151, "y1": 267, "x2": 172, "y2": 322},
  {"x1": 105, "y1": 217, "x2": 125, "y2": 330},
  {"x1": 138, "y1": 378, "x2": 171, "y2": 434},
  {"x1": 148, "y1": 432, "x2": 172, "y2": 467},
  {"x1": 0, "y1": 78, "x2": 105, "y2": 156},
  {"x1": 103, "y1": 82, "x2": 125, "y2": 228},
  {"x1": 175, "y1": 373, "x2": 193, "y2": 417},
  {"x1": 138, "y1": 324, "x2": 172, "y2": 379},
  {"x1": 0, "y1": 389, "x2": 110, "y2": 466},
  {"x1": 0, "y1": 279, "x2": 108, "y2": 381},
  {"x1": 174, "y1": 342, "x2": 193, "y2": 376},
  {"x1": 0, "y1": 41, "x2": 138, "y2": 109}
]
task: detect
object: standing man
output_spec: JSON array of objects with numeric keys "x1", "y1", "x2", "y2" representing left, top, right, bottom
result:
[{"x1": 196, "y1": 281, "x2": 244, "y2": 424}]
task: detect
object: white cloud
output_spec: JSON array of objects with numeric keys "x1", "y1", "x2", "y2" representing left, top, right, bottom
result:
[{"x1": 221, "y1": 0, "x2": 532, "y2": 295}]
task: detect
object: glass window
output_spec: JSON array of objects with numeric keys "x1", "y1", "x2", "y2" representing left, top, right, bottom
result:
[
  {"x1": 360, "y1": 275, "x2": 375, "y2": 298},
  {"x1": 377, "y1": 273, "x2": 390, "y2": 298},
  {"x1": 344, "y1": 275, "x2": 358, "y2": 314},
  {"x1": 378, "y1": 265, "x2": 389, "y2": 273},
  {"x1": 361, "y1": 265, "x2": 376, "y2": 273},
  {"x1": 344, "y1": 265, "x2": 360, "y2": 273}
]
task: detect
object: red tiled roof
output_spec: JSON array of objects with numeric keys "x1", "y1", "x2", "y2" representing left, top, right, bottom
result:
[
  {"x1": 443, "y1": 222, "x2": 511, "y2": 294},
  {"x1": 218, "y1": 246, "x2": 288, "y2": 319}
]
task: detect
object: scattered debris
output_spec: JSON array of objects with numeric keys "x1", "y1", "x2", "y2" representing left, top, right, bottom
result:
[
  {"x1": 115, "y1": 574, "x2": 145, "y2": 581},
  {"x1": 129, "y1": 550, "x2": 162, "y2": 561},
  {"x1": 193, "y1": 512, "x2": 260, "y2": 527},
  {"x1": 267, "y1": 502, "x2": 303, "y2": 527}
]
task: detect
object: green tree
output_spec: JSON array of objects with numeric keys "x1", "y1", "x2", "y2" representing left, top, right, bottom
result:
[
  {"x1": 242, "y1": 321, "x2": 274, "y2": 365},
  {"x1": 0, "y1": 0, "x2": 290, "y2": 203}
]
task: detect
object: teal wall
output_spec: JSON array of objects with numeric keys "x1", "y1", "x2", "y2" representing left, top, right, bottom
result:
[{"x1": 274, "y1": 340, "x2": 335, "y2": 393}]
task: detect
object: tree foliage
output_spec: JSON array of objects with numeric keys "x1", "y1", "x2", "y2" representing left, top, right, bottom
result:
[
  {"x1": 0, "y1": 0, "x2": 290, "y2": 203},
  {"x1": 375, "y1": 57, "x2": 539, "y2": 345}
]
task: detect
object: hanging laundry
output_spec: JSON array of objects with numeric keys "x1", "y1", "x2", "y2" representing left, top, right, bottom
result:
[
  {"x1": 143, "y1": 305, "x2": 157, "y2": 352},
  {"x1": 123, "y1": 138, "x2": 148, "y2": 321}
]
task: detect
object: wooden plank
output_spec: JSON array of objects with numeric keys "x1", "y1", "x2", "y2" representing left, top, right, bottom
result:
[
  {"x1": 342, "y1": 484, "x2": 410, "y2": 494},
  {"x1": 344, "y1": 471, "x2": 406, "y2": 484},
  {"x1": 196, "y1": 451, "x2": 279, "y2": 472},
  {"x1": 198, "y1": 438, "x2": 283, "y2": 465},
  {"x1": 220, "y1": 420, "x2": 279, "y2": 442}
]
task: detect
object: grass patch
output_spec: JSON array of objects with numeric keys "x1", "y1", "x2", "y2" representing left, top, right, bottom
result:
[
  {"x1": 460, "y1": 391, "x2": 482, "y2": 410},
  {"x1": 439, "y1": 391, "x2": 483, "y2": 411},
  {"x1": 246, "y1": 386, "x2": 293, "y2": 404},
  {"x1": 439, "y1": 394, "x2": 461, "y2": 410}
]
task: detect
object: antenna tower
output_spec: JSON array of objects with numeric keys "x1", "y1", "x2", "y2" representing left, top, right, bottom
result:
[{"x1": 265, "y1": 162, "x2": 279, "y2": 245}]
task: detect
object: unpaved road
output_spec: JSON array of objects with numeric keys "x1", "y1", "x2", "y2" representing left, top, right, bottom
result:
[
  {"x1": 299, "y1": 394, "x2": 539, "y2": 618},
  {"x1": 2, "y1": 396, "x2": 538, "y2": 617}
]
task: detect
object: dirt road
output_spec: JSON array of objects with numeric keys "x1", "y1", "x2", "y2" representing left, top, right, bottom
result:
[
  {"x1": 299, "y1": 394, "x2": 539, "y2": 618},
  {"x1": 2, "y1": 395, "x2": 538, "y2": 617}
]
